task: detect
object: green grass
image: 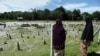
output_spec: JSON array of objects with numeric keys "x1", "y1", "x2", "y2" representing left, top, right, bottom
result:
[
  {"x1": 0, "y1": 25, "x2": 50, "y2": 56},
  {"x1": 65, "y1": 33, "x2": 100, "y2": 56}
]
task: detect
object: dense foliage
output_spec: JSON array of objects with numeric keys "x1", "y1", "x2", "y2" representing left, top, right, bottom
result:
[{"x1": 0, "y1": 6, "x2": 100, "y2": 20}]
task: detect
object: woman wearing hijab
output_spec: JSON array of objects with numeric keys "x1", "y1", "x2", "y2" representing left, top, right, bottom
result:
[
  {"x1": 52, "y1": 19, "x2": 66, "y2": 56},
  {"x1": 80, "y1": 18, "x2": 93, "y2": 56}
]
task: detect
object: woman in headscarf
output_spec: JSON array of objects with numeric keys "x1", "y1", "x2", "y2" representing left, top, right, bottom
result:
[
  {"x1": 80, "y1": 18, "x2": 93, "y2": 56},
  {"x1": 52, "y1": 19, "x2": 66, "y2": 56}
]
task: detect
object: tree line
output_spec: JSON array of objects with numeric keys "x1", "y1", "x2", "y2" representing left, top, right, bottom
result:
[{"x1": 0, "y1": 6, "x2": 100, "y2": 21}]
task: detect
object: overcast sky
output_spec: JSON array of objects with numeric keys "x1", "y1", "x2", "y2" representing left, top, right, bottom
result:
[{"x1": 0, "y1": 0, "x2": 100, "y2": 13}]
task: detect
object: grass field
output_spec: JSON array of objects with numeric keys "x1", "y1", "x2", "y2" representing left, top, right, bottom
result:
[
  {"x1": 0, "y1": 21, "x2": 100, "y2": 56},
  {"x1": 64, "y1": 22, "x2": 100, "y2": 56},
  {"x1": 0, "y1": 23, "x2": 51, "y2": 56},
  {"x1": 65, "y1": 33, "x2": 100, "y2": 56}
]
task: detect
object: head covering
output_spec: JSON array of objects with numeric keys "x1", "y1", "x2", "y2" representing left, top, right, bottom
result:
[
  {"x1": 81, "y1": 18, "x2": 93, "y2": 41},
  {"x1": 85, "y1": 18, "x2": 92, "y2": 25},
  {"x1": 53, "y1": 19, "x2": 63, "y2": 30},
  {"x1": 56, "y1": 19, "x2": 62, "y2": 25},
  {"x1": 53, "y1": 19, "x2": 66, "y2": 50}
]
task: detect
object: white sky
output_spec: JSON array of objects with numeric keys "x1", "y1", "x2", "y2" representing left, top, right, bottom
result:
[{"x1": 0, "y1": 0, "x2": 100, "y2": 13}]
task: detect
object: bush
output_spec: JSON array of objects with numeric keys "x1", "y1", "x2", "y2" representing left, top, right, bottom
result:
[
  {"x1": 43, "y1": 40, "x2": 47, "y2": 45},
  {"x1": 4, "y1": 41, "x2": 7, "y2": 44},
  {"x1": 27, "y1": 36, "x2": 29, "y2": 39},
  {"x1": 33, "y1": 36, "x2": 35, "y2": 38},
  {"x1": 0, "y1": 48, "x2": 3, "y2": 51},
  {"x1": 31, "y1": 24, "x2": 45, "y2": 29},
  {"x1": 21, "y1": 24, "x2": 30, "y2": 27}
]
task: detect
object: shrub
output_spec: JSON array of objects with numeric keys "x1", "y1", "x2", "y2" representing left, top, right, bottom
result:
[
  {"x1": 27, "y1": 36, "x2": 29, "y2": 39},
  {"x1": 0, "y1": 48, "x2": 3, "y2": 51},
  {"x1": 21, "y1": 24, "x2": 30, "y2": 27},
  {"x1": 4, "y1": 41, "x2": 7, "y2": 44},
  {"x1": 33, "y1": 36, "x2": 35, "y2": 38},
  {"x1": 31, "y1": 24, "x2": 45, "y2": 29},
  {"x1": 43, "y1": 40, "x2": 47, "y2": 45}
]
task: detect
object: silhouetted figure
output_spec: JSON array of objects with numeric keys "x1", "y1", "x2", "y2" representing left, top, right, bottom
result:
[
  {"x1": 80, "y1": 18, "x2": 93, "y2": 56},
  {"x1": 53, "y1": 19, "x2": 66, "y2": 56}
]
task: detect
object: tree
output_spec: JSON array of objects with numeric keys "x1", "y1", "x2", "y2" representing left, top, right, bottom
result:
[
  {"x1": 44, "y1": 9, "x2": 50, "y2": 21},
  {"x1": 52, "y1": 6, "x2": 67, "y2": 20},
  {"x1": 65, "y1": 10, "x2": 72, "y2": 20},
  {"x1": 92, "y1": 11, "x2": 100, "y2": 20},
  {"x1": 0, "y1": 6, "x2": 99, "y2": 21},
  {"x1": 82, "y1": 12, "x2": 92, "y2": 20},
  {"x1": 73, "y1": 9, "x2": 81, "y2": 20}
]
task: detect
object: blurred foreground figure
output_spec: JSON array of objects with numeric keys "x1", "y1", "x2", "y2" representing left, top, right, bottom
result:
[
  {"x1": 53, "y1": 19, "x2": 66, "y2": 56},
  {"x1": 80, "y1": 18, "x2": 93, "y2": 56}
]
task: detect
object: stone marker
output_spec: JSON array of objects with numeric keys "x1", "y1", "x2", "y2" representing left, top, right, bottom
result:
[{"x1": 17, "y1": 42, "x2": 21, "y2": 50}]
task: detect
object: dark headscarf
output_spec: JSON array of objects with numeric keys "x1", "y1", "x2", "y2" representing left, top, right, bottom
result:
[
  {"x1": 81, "y1": 18, "x2": 93, "y2": 41},
  {"x1": 53, "y1": 19, "x2": 66, "y2": 50}
]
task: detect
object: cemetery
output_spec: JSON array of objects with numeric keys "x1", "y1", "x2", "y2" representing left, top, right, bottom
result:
[
  {"x1": 0, "y1": 21, "x2": 51, "y2": 56},
  {"x1": 62, "y1": 21, "x2": 100, "y2": 56},
  {"x1": 0, "y1": 21, "x2": 99, "y2": 56}
]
